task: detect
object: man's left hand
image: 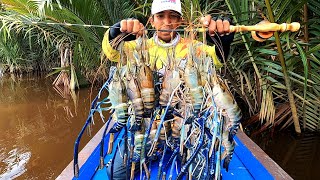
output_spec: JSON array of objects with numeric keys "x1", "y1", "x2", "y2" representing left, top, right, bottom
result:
[{"x1": 200, "y1": 15, "x2": 231, "y2": 36}]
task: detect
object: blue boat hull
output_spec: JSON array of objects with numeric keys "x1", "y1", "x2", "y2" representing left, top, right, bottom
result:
[
  {"x1": 57, "y1": 125, "x2": 291, "y2": 180},
  {"x1": 70, "y1": 129, "x2": 275, "y2": 180}
]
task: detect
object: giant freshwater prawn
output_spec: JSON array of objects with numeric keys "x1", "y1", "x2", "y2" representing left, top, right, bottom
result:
[
  {"x1": 71, "y1": 15, "x2": 300, "y2": 179},
  {"x1": 101, "y1": 17, "x2": 244, "y2": 180}
]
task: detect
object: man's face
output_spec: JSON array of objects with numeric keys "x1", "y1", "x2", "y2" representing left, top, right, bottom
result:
[{"x1": 151, "y1": 10, "x2": 182, "y2": 42}]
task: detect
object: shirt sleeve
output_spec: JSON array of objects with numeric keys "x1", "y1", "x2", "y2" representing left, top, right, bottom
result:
[
  {"x1": 102, "y1": 29, "x2": 121, "y2": 62},
  {"x1": 102, "y1": 30, "x2": 138, "y2": 62}
]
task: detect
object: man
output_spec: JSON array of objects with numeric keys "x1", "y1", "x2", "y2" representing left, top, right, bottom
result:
[
  {"x1": 102, "y1": 0, "x2": 234, "y2": 71},
  {"x1": 102, "y1": 0, "x2": 235, "y2": 179}
]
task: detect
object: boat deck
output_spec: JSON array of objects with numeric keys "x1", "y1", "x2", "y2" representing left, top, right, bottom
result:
[
  {"x1": 93, "y1": 139, "x2": 255, "y2": 180},
  {"x1": 92, "y1": 131, "x2": 269, "y2": 180},
  {"x1": 57, "y1": 125, "x2": 292, "y2": 180}
]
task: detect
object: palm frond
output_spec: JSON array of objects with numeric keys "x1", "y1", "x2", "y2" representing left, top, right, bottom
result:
[{"x1": 225, "y1": 0, "x2": 320, "y2": 132}]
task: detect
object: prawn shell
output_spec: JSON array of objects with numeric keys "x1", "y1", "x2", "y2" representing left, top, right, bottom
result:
[
  {"x1": 127, "y1": 75, "x2": 142, "y2": 100},
  {"x1": 189, "y1": 86, "x2": 204, "y2": 112},
  {"x1": 126, "y1": 76, "x2": 144, "y2": 124},
  {"x1": 160, "y1": 69, "x2": 181, "y2": 106},
  {"x1": 140, "y1": 88, "x2": 155, "y2": 110},
  {"x1": 108, "y1": 77, "x2": 128, "y2": 107},
  {"x1": 132, "y1": 132, "x2": 144, "y2": 162},
  {"x1": 211, "y1": 77, "x2": 242, "y2": 123},
  {"x1": 171, "y1": 116, "x2": 183, "y2": 138},
  {"x1": 184, "y1": 64, "x2": 201, "y2": 89},
  {"x1": 138, "y1": 65, "x2": 155, "y2": 111},
  {"x1": 222, "y1": 129, "x2": 235, "y2": 159},
  {"x1": 184, "y1": 63, "x2": 204, "y2": 113},
  {"x1": 139, "y1": 65, "x2": 154, "y2": 89}
]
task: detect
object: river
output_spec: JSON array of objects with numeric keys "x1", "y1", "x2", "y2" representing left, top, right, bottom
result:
[
  {"x1": 0, "y1": 75, "x2": 319, "y2": 179},
  {"x1": 253, "y1": 130, "x2": 320, "y2": 180},
  {"x1": 0, "y1": 75, "x2": 103, "y2": 179}
]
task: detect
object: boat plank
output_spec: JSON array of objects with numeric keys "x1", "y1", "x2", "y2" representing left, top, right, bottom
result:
[
  {"x1": 56, "y1": 123, "x2": 107, "y2": 180},
  {"x1": 58, "y1": 126, "x2": 292, "y2": 180},
  {"x1": 235, "y1": 131, "x2": 293, "y2": 180}
]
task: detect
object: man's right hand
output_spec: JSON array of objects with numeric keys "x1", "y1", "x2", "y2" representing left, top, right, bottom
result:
[
  {"x1": 109, "y1": 19, "x2": 145, "y2": 42},
  {"x1": 120, "y1": 19, "x2": 145, "y2": 37}
]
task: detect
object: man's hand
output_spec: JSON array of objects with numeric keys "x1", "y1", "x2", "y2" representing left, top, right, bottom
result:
[
  {"x1": 120, "y1": 19, "x2": 145, "y2": 37},
  {"x1": 200, "y1": 15, "x2": 231, "y2": 36}
]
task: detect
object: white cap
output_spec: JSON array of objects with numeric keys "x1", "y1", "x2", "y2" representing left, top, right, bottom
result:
[{"x1": 151, "y1": 0, "x2": 182, "y2": 15}]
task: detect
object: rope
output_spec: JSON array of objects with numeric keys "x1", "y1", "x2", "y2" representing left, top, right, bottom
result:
[{"x1": 1, "y1": 20, "x2": 208, "y2": 32}]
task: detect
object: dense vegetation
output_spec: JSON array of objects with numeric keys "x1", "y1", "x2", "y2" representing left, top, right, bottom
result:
[{"x1": 0, "y1": 0, "x2": 319, "y2": 133}]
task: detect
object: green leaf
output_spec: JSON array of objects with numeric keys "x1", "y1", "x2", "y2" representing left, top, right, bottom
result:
[
  {"x1": 46, "y1": 68, "x2": 63, "y2": 77},
  {"x1": 262, "y1": 67, "x2": 284, "y2": 77},
  {"x1": 256, "y1": 49, "x2": 279, "y2": 56},
  {"x1": 274, "y1": 0, "x2": 292, "y2": 21},
  {"x1": 308, "y1": 44, "x2": 320, "y2": 55},
  {"x1": 279, "y1": 1, "x2": 306, "y2": 22}
]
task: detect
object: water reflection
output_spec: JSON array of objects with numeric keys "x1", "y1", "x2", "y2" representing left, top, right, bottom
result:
[
  {"x1": 0, "y1": 64, "x2": 5, "y2": 78},
  {"x1": 0, "y1": 75, "x2": 104, "y2": 179},
  {"x1": 0, "y1": 148, "x2": 31, "y2": 179},
  {"x1": 253, "y1": 130, "x2": 320, "y2": 180}
]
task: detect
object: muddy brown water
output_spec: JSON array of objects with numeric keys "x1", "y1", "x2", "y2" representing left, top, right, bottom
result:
[
  {"x1": 253, "y1": 130, "x2": 320, "y2": 180},
  {"x1": 0, "y1": 75, "x2": 319, "y2": 179},
  {"x1": 0, "y1": 75, "x2": 104, "y2": 179}
]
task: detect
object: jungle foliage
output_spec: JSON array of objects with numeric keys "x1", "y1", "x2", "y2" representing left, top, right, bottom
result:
[{"x1": 0, "y1": 0, "x2": 319, "y2": 133}]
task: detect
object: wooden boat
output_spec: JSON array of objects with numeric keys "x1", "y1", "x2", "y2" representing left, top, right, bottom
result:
[
  {"x1": 57, "y1": 122, "x2": 292, "y2": 180},
  {"x1": 56, "y1": 73, "x2": 292, "y2": 180}
]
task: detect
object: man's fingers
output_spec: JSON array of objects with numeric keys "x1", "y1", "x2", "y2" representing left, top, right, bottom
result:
[
  {"x1": 223, "y1": 20, "x2": 230, "y2": 34},
  {"x1": 120, "y1": 20, "x2": 127, "y2": 32},
  {"x1": 136, "y1": 23, "x2": 145, "y2": 37},
  {"x1": 216, "y1": 19, "x2": 224, "y2": 34},
  {"x1": 127, "y1": 19, "x2": 134, "y2": 33},
  {"x1": 120, "y1": 19, "x2": 143, "y2": 35},
  {"x1": 201, "y1": 15, "x2": 212, "y2": 27},
  {"x1": 208, "y1": 20, "x2": 216, "y2": 36},
  {"x1": 132, "y1": 20, "x2": 140, "y2": 34}
]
